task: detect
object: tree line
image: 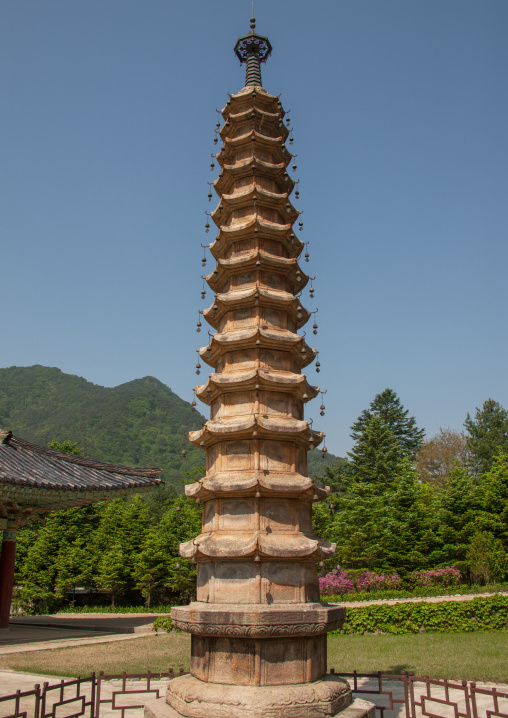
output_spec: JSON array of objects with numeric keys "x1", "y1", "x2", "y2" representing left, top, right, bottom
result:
[
  {"x1": 317, "y1": 391, "x2": 508, "y2": 584},
  {"x1": 13, "y1": 392, "x2": 508, "y2": 611}
]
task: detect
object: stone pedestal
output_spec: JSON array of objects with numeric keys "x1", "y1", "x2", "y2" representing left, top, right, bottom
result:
[{"x1": 145, "y1": 678, "x2": 375, "y2": 718}]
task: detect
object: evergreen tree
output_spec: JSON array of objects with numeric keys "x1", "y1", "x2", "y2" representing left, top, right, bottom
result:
[
  {"x1": 464, "y1": 399, "x2": 508, "y2": 476},
  {"x1": 466, "y1": 531, "x2": 507, "y2": 585},
  {"x1": 473, "y1": 452, "x2": 508, "y2": 544},
  {"x1": 351, "y1": 388, "x2": 425, "y2": 459},
  {"x1": 347, "y1": 415, "x2": 400, "y2": 486},
  {"x1": 329, "y1": 481, "x2": 385, "y2": 569},
  {"x1": 377, "y1": 459, "x2": 437, "y2": 572},
  {"x1": 434, "y1": 466, "x2": 479, "y2": 567}
]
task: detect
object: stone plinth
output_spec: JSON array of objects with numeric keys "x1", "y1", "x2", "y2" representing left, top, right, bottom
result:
[{"x1": 146, "y1": 677, "x2": 375, "y2": 718}]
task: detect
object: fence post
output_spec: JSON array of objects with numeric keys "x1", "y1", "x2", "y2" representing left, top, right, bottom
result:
[{"x1": 90, "y1": 673, "x2": 96, "y2": 718}]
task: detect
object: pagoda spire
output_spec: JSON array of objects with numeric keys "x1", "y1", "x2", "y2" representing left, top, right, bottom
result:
[
  {"x1": 234, "y1": 16, "x2": 272, "y2": 87},
  {"x1": 145, "y1": 20, "x2": 375, "y2": 718}
]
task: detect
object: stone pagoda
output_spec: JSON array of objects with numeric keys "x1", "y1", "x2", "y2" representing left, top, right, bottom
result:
[{"x1": 146, "y1": 18, "x2": 374, "y2": 718}]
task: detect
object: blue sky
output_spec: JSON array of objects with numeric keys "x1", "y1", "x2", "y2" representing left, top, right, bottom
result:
[{"x1": 1, "y1": 1, "x2": 507, "y2": 457}]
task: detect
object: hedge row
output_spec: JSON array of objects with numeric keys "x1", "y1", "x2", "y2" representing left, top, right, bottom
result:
[{"x1": 332, "y1": 595, "x2": 508, "y2": 635}]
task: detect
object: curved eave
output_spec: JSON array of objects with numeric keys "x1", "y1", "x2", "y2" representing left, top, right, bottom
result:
[
  {"x1": 199, "y1": 328, "x2": 317, "y2": 368},
  {"x1": 222, "y1": 88, "x2": 282, "y2": 119},
  {"x1": 214, "y1": 158, "x2": 293, "y2": 196},
  {"x1": 209, "y1": 218, "x2": 303, "y2": 260},
  {"x1": 218, "y1": 140, "x2": 291, "y2": 170},
  {"x1": 206, "y1": 253, "x2": 308, "y2": 294},
  {"x1": 180, "y1": 531, "x2": 335, "y2": 561},
  {"x1": 212, "y1": 198, "x2": 299, "y2": 230},
  {"x1": 189, "y1": 415, "x2": 322, "y2": 450},
  {"x1": 195, "y1": 369, "x2": 319, "y2": 404},
  {"x1": 202, "y1": 287, "x2": 310, "y2": 329},
  {"x1": 0, "y1": 480, "x2": 161, "y2": 518},
  {"x1": 219, "y1": 116, "x2": 288, "y2": 144},
  {"x1": 185, "y1": 474, "x2": 329, "y2": 501}
]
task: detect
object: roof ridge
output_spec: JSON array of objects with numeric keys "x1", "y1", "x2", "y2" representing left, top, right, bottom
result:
[{"x1": 8, "y1": 435, "x2": 162, "y2": 479}]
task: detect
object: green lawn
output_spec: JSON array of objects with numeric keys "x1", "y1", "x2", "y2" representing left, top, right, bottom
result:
[{"x1": 1, "y1": 631, "x2": 507, "y2": 683}]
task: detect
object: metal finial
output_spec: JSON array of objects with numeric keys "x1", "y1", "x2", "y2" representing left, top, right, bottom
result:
[{"x1": 234, "y1": 16, "x2": 272, "y2": 88}]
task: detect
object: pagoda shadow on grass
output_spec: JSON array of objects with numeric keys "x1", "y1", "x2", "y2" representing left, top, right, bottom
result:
[{"x1": 145, "y1": 19, "x2": 375, "y2": 718}]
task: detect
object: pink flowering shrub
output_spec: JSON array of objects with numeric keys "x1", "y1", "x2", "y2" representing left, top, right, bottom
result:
[
  {"x1": 319, "y1": 570, "x2": 354, "y2": 596},
  {"x1": 407, "y1": 566, "x2": 461, "y2": 588},
  {"x1": 356, "y1": 571, "x2": 401, "y2": 592},
  {"x1": 319, "y1": 569, "x2": 401, "y2": 596}
]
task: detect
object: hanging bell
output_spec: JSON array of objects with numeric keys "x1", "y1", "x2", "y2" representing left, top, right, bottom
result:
[
  {"x1": 205, "y1": 222, "x2": 210, "y2": 232},
  {"x1": 289, "y1": 136, "x2": 294, "y2": 145},
  {"x1": 196, "y1": 321, "x2": 202, "y2": 332},
  {"x1": 316, "y1": 361, "x2": 321, "y2": 373},
  {"x1": 207, "y1": 344, "x2": 212, "y2": 356},
  {"x1": 207, "y1": 192, "x2": 212, "y2": 201},
  {"x1": 286, "y1": 117, "x2": 290, "y2": 126},
  {"x1": 298, "y1": 220, "x2": 303, "y2": 231},
  {"x1": 320, "y1": 404, "x2": 325, "y2": 416},
  {"x1": 202, "y1": 257, "x2": 206, "y2": 267},
  {"x1": 310, "y1": 288, "x2": 314, "y2": 299},
  {"x1": 313, "y1": 323, "x2": 318, "y2": 335},
  {"x1": 305, "y1": 251, "x2": 310, "y2": 262},
  {"x1": 196, "y1": 362, "x2": 201, "y2": 375},
  {"x1": 213, "y1": 303, "x2": 218, "y2": 312},
  {"x1": 286, "y1": 203, "x2": 291, "y2": 211},
  {"x1": 201, "y1": 289, "x2": 206, "y2": 299},
  {"x1": 292, "y1": 163, "x2": 297, "y2": 172},
  {"x1": 213, "y1": 137, "x2": 218, "y2": 145},
  {"x1": 181, "y1": 450, "x2": 187, "y2": 459},
  {"x1": 191, "y1": 400, "x2": 196, "y2": 408},
  {"x1": 216, "y1": 121, "x2": 220, "y2": 129},
  {"x1": 210, "y1": 161, "x2": 215, "y2": 171},
  {"x1": 322, "y1": 446, "x2": 328, "y2": 458},
  {"x1": 295, "y1": 189, "x2": 300, "y2": 199}
]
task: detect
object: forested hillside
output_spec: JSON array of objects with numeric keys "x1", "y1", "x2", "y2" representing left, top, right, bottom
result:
[{"x1": 0, "y1": 365, "x2": 335, "y2": 491}]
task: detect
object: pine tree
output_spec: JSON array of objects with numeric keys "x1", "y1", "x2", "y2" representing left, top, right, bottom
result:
[
  {"x1": 464, "y1": 399, "x2": 508, "y2": 476},
  {"x1": 347, "y1": 415, "x2": 400, "y2": 486},
  {"x1": 434, "y1": 466, "x2": 480, "y2": 566},
  {"x1": 351, "y1": 388, "x2": 425, "y2": 459}
]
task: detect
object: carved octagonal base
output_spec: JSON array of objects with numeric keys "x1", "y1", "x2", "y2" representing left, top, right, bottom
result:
[{"x1": 144, "y1": 674, "x2": 376, "y2": 718}]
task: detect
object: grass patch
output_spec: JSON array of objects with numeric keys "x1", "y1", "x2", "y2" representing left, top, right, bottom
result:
[
  {"x1": 328, "y1": 632, "x2": 508, "y2": 683},
  {"x1": 0, "y1": 634, "x2": 191, "y2": 678},
  {"x1": 1, "y1": 631, "x2": 507, "y2": 683}
]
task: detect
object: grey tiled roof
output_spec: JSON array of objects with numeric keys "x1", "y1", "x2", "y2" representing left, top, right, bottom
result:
[{"x1": 0, "y1": 434, "x2": 162, "y2": 493}]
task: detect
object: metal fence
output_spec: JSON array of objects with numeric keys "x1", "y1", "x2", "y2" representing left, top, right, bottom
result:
[{"x1": 1, "y1": 669, "x2": 507, "y2": 718}]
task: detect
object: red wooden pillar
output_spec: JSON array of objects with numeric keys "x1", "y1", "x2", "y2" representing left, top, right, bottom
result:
[{"x1": 0, "y1": 529, "x2": 17, "y2": 629}]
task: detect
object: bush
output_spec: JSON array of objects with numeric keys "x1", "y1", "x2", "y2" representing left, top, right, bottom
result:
[
  {"x1": 408, "y1": 567, "x2": 461, "y2": 588},
  {"x1": 331, "y1": 595, "x2": 508, "y2": 634},
  {"x1": 153, "y1": 615, "x2": 173, "y2": 632},
  {"x1": 320, "y1": 569, "x2": 402, "y2": 596}
]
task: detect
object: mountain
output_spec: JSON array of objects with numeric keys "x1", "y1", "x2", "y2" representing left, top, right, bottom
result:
[{"x1": 0, "y1": 365, "x2": 338, "y2": 490}]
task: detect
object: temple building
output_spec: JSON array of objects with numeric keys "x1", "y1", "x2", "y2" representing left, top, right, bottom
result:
[
  {"x1": 0, "y1": 430, "x2": 162, "y2": 629},
  {"x1": 146, "y1": 18, "x2": 374, "y2": 718}
]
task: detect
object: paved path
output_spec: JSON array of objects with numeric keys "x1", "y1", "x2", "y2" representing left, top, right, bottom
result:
[
  {"x1": 334, "y1": 591, "x2": 508, "y2": 608},
  {"x1": 0, "y1": 615, "x2": 166, "y2": 656},
  {"x1": 1, "y1": 670, "x2": 507, "y2": 718}
]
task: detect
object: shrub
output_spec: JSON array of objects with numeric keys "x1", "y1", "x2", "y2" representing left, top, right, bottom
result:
[
  {"x1": 356, "y1": 571, "x2": 401, "y2": 592},
  {"x1": 153, "y1": 615, "x2": 173, "y2": 632},
  {"x1": 331, "y1": 595, "x2": 508, "y2": 634},
  {"x1": 408, "y1": 566, "x2": 461, "y2": 588},
  {"x1": 319, "y1": 570, "x2": 354, "y2": 596}
]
